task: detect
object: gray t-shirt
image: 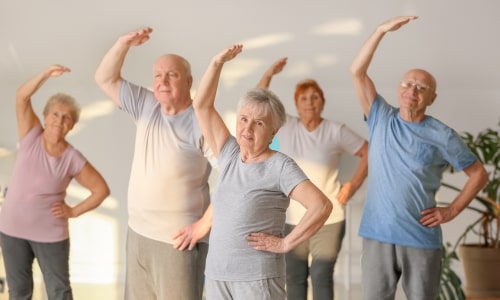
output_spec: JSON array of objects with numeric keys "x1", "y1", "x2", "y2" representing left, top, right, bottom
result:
[{"x1": 205, "y1": 137, "x2": 308, "y2": 281}]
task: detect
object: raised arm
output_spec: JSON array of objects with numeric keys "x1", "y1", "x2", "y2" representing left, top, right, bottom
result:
[
  {"x1": 256, "y1": 57, "x2": 287, "y2": 89},
  {"x1": 193, "y1": 44, "x2": 243, "y2": 157},
  {"x1": 349, "y1": 16, "x2": 418, "y2": 117},
  {"x1": 16, "y1": 65, "x2": 71, "y2": 138},
  {"x1": 51, "y1": 162, "x2": 110, "y2": 219},
  {"x1": 94, "y1": 27, "x2": 153, "y2": 107}
]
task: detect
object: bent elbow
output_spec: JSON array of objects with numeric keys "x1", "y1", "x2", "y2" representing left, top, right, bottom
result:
[{"x1": 323, "y1": 200, "x2": 333, "y2": 218}]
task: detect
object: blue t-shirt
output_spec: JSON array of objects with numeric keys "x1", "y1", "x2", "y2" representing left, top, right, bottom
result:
[{"x1": 358, "y1": 94, "x2": 477, "y2": 249}]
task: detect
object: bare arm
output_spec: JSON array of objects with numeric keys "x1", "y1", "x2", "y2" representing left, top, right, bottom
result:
[
  {"x1": 420, "y1": 160, "x2": 488, "y2": 227},
  {"x1": 172, "y1": 204, "x2": 213, "y2": 251},
  {"x1": 51, "y1": 162, "x2": 110, "y2": 219},
  {"x1": 247, "y1": 180, "x2": 333, "y2": 253},
  {"x1": 256, "y1": 57, "x2": 287, "y2": 89},
  {"x1": 16, "y1": 65, "x2": 71, "y2": 138},
  {"x1": 337, "y1": 141, "x2": 369, "y2": 205},
  {"x1": 349, "y1": 16, "x2": 418, "y2": 117},
  {"x1": 193, "y1": 44, "x2": 243, "y2": 157},
  {"x1": 94, "y1": 27, "x2": 153, "y2": 107}
]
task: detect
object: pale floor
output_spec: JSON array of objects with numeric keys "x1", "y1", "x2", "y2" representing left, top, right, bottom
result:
[{"x1": 0, "y1": 281, "x2": 408, "y2": 300}]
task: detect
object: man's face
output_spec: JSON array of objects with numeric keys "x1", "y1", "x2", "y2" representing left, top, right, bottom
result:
[
  {"x1": 398, "y1": 69, "x2": 437, "y2": 114},
  {"x1": 153, "y1": 55, "x2": 192, "y2": 106}
]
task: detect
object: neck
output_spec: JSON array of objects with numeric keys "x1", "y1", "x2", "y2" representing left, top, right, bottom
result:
[
  {"x1": 43, "y1": 132, "x2": 68, "y2": 156},
  {"x1": 240, "y1": 147, "x2": 273, "y2": 163},
  {"x1": 161, "y1": 98, "x2": 192, "y2": 115},
  {"x1": 300, "y1": 116, "x2": 322, "y2": 131},
  {"x1": 400, "y1": 108, "x2": 425, "y2": 123}
]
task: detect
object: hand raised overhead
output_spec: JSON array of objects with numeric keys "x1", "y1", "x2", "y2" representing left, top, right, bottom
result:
[{"x1": 119, "y1": 27, "x2": 153, "y2": 47}]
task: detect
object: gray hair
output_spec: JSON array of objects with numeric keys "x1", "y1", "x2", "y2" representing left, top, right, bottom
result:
[
  {"x1": 43, "y1": 93, "x2": 81, "y2": 124},
  {"x1": 237, "y1": 88, "x2": 286, "y2": 131}
]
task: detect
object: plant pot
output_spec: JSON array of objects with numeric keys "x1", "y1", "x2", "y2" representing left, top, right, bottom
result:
[{"x1": 459, "y1": 244, "x2": 500, "y2": 297}]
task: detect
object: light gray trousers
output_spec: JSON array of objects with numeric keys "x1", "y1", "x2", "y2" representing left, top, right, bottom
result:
[
  {"x1": 125, "y1": 227, "x2": 208, "y2": 300},
  {"x1": 361, "y1": 238, "x2": 441, "y2": 300}
]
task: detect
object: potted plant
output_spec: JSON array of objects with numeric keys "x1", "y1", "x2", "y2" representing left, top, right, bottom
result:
[
  {"x1": 440, "y1": 121, "x2": 500, "y2": 298},
  {"x1": 438, "y1": 242, "x2": 466, "y2": 300}
]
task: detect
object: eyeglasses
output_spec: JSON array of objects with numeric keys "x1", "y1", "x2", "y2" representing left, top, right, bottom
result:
[{"x1": 399, "y1": 81, "x2": 432, "y2": 93}]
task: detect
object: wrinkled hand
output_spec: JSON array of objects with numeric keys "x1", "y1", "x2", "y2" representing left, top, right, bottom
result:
[
  {"x1": 378, "y1": 16, "x2": 418, "y2": 34},
  {"x1": 120, "y1": 27, "x2": 153, "y2": 47},
  {"x1": 420, "y1": 206, "x2": 456, "y2": 227},
  {"x1": 172, "y1": 221, "x2": 208, "y2": 251},
  {"x1": 247, "y1": 232, "x2": 287, "y2": 253},
  {"x1": 214, "y1": 44, "x2": 243, "y2": 66},
  {"x1": 267, "y1": 57, "x2": 287, "y2": 76},
  {"x1": 51, "y1": 201, "x2": 74, "y2": 219},
  {"x1": 46, "y1": 65, "x2": 71, "y2": 78},
  {"x1": 336, "y1": 182, "x2": 354, "y2": 205}
]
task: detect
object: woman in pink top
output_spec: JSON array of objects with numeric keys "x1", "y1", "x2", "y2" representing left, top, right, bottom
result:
[{"x1": 0, "y1": 65, "x2": 110, "y2": 300}]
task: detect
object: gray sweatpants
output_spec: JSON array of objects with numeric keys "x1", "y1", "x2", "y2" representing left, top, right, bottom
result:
[
  {"x1": 205, "y1": 277, "x2": 286, "y2": 300},
  {"x1": 125, "y1": 227, "x2": 208, "y2": 300},
  {"x1": 361, "y1": 238, "x2": 441, "y2": 300},
  {"x1": 0, "y1": 232, "x2": 73, "y2": 300}
]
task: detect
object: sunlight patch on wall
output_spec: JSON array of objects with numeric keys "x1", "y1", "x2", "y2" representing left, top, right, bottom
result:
[
  {"x1": 311, "y1": 18, "x2": 362, "y2": 36},
  {"x1": 221, "y1": 58, "x2": 262, "y2": 87},
  {"x1": 223, "y1": 111, "x2": 237, "y2": 136},
  {"x1": 314, "y1": 54, "x2": 340, "y2": 67},
  {"x1": 66, "y1": 183, "x2": 120, "y2": 283},
  {"x1": 0, "y1": 147, "x2": 13, "y2": 159},
  {"x1": 67, "y1": 100, "x2": 115, "y2": 137},
  {"x1": 238, "y1": 33, "x2": 294, "y2": 50},
  {"x1": 66, "y1": 184, "x2": 118, "y2": 210},
  {"x1": 285, "y1": 60, "x2": 314, "y2": 77},
  {"x1": 79, "y1": 100, "x2": 115, "y2": 121},
  {"x1": 69, "y1": 212, "x2": 119, "y2": 284}
]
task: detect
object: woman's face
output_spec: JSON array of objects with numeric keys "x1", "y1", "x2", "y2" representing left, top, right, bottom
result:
[
  {"x1": 236, "y1": 105, "x2": 276, "y2": 153},
  {"x1": 295, "y1": 87, "x2": 324, "y2": 120},
  {"x1": 44, "y1": 103, "x2": 75, "y2": 138}
]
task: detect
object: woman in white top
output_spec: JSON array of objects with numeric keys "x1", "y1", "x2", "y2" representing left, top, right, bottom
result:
[{"x1": 257, "y1": 58, "x2": 368, "y2": 300}]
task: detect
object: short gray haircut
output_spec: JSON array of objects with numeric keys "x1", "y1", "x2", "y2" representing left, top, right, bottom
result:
[
  {"x1": 43, "y1": 93, "x2": 81, "y2": 124},
  {"x1": 237, "y1": 88, "x2": 286, "y2": 131}
]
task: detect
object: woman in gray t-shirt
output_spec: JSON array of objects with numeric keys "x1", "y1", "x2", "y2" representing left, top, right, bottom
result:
[{"x1": 173, "y1": 45, "x2": 333, "y2": 300}]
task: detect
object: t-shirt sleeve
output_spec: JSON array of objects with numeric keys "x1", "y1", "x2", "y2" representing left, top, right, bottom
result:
[
  {"x1": 338, "y1": 124, "x2": 366, "y2": 154},
  {"x1": 68, "y1": 147, "x2": 88, "y2": 177},
  {"x1": 445, "y1": 129, "x2": 478, "y2": 171},
  {"x1": 279, "y1": 156, "x2": 308, "y2": 196},
  {"x1": 119, "y1": 79, "x2": 152, "y2": 121}
]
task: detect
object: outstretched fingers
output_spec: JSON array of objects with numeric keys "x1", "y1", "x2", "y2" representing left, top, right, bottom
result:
[
  {"x1": 123, "y1": 27, "x2": 153, "y2": 47},
  {"x1": 47, "y1": 64, "x2": 71, "y2": 77},
  {"x1": 215, "y1": 44, "x2": 243, "y2": 65},
  {"x1": 380, "y1": 16, "x2": 418, "y2": 33},
  {"x1": 270, "y1": 57, "x2": 287, "y2": 75}
]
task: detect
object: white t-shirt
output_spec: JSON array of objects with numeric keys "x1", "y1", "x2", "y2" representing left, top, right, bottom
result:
[
  {"x1": 120, "y1": 80, "x2": 214, "y2": 244},
  {"x1": 276, "y1": 115, "x2": 365, "y2": 224}
]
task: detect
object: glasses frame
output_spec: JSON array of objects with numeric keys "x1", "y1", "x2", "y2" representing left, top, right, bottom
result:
[{"x1": 399, "y1": 81, "x2": 432, "y2": 93}]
